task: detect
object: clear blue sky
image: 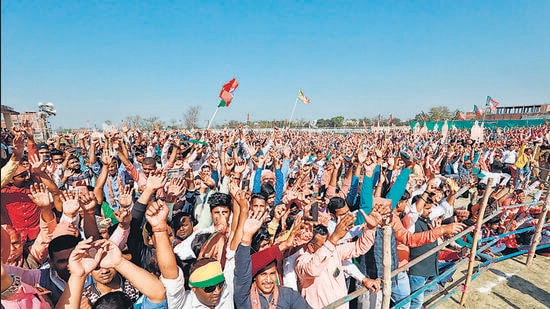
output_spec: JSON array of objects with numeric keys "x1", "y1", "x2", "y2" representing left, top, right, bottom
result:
[{"x1": 2, "y1": 0, "x2": 549, "y2": 129}]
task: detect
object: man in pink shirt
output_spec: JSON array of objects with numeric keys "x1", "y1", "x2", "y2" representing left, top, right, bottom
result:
[{"x1": 295, "y1": 209, "x2": 385, "y2": 309}]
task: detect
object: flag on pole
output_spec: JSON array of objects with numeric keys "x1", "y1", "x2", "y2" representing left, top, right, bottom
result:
[
  {"x1": 389, "y1": 114, "x2": 393, "y2": 124},
  {"x1": 486, "y1": 96, "x2": 500, "y2": 113},
  {"x1": 297, "y1": 90, "x2": 311, "y2": 104},
  {"x1": 419, "y1": 111, "x2": 427, "y2": 121},
  {"x1": 218, "y1": 77, "x2": 239, "y2": 107},
  {"x1": 474, "y1": 105, "x2": 485, "y2": 117}
]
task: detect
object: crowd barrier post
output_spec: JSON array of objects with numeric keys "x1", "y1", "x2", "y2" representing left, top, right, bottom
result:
[
  {"x1": 526, "y1": 186, "x2": 550, "y2": 266},
  {"x1": 459, "y1": 178, "x2": 493, "y2": 306},
  {"x1": 382, "y1": 225, "x2": 392, "y2": 309}
]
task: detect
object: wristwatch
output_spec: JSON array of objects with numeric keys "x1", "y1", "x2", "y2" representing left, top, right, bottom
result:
[{"x1": 1, "y1": 274, "x2": 22, "y2": 299}]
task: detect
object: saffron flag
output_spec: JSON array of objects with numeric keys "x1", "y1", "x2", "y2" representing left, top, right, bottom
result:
[
  {"x1": 218, "y1": 78, "x2": 239, "y2": 107},
  {"x1": 474, "y1": 105, "x2": 485, "y2": 117},
  {"x1": 297, "y1": 90, "x2": 311, "y2": 104},
  {"x1": 486, "y1": 96, "x2": 500, "y2": 113}
]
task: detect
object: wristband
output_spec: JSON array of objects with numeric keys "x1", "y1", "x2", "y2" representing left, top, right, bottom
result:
[{"x1": 152, "y1": 225, "x2": 168, "y2": 233}]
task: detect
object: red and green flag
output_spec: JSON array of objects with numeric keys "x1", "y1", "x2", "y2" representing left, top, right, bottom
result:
[
  {"x1": 218, "y1": 77, "x2": 239, "y2": 107},
  {"x1": 486, "y1": 96, "x2": 500, "y2": 113},
  {"x1": 474, "y1": 105, "x2": 485, "y2": 117},
  {"x1": 297, "y1": 90, "x2": 311, "y2": 104}
]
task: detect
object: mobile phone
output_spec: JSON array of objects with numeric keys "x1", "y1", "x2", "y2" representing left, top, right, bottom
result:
[
  {"x1": 310, "y1": 202, "x2": 319, "y2": 222},
  {"x1": 166, "y1": 168, "x2": 184, "y2": 179}
]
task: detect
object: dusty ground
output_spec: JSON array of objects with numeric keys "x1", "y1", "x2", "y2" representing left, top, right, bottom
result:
[
  {"x1": 430, "y1": 254, "x2": 550, "y2": 309},
  {"x1": 427, "y1": 189, "x2": 550, "y2": 309}
]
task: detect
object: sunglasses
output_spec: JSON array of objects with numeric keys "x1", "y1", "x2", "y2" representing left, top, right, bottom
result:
[
  {"x1": 14, "y1": 171, "x2": 29, "y2": 178},
  {"x1": 202, "y1": 281, "x2": 225, "y2": 293}
]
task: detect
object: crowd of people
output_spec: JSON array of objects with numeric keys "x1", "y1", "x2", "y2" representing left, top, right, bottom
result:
[{"x1": 1, "y1": 120, "x2": 549, "y2": 309}]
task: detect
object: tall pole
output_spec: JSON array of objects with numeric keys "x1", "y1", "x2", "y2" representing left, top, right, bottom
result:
[
  {"x1": 526, "y1": 186, "x2": 550, "y2": 266},
  {"x1": 287, "y1": 98, "x2": 299, "y2": 129},
  {"x1": 207, "y1": 107, "x2": 219, "y2": 130},
  {"x1": 460, "y1": 178, "x2": 494, "y2": 306}
]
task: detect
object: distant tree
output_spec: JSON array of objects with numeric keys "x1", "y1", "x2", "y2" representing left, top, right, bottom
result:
[
  {"x1": 142, "y1": 117, "x2": 165, "y2": 131},
  {"x1": 184, "y1": 106, "x2": 201, "y2": 129},
  {"x1": 125, "y1": 115, "x2": 144, "y2": 129},
  {"x1": 428, "y1": 106, "x2": 453, "y2": 121},
  {"x1": 330, "y1": 116, "x2": 345, "y2": 127},
  {"x1": 167, "y1": 118, "x2": 181, "y2": 129}
]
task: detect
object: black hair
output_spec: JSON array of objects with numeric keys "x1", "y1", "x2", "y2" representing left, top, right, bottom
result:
[
  {"x1": 260, "y1": 183, "x2": 275, "y2": 199},
  {"x1": 191, "y1": 233, "x2": 212, "y2": 258},
  {"x1": 48, "y1": 235, "x2": 80, "y2": 259},
  {"x1": 411, "y1": 194, "x2": 422, "y2": 205},
  {"x1": 285, "y1": 208, "x2": 301, "y2": 229},
  {"x1": 208, "y1": 192, "x2": 232, "y2": 212},
  {"x1": 327, "y1": 197, "x2": 347, "y2": 215},
  {"x1": 312, "y1": 225, "x2": 329, "y2": 239},
  {"x1": 251, "y1": 193, "x2": 267, "y2": 202},
  {"x1": 477, "y1": 182, "x2": 487, "y2": 191},
  {"x1": 92, "y1": 291, "x2": 133, "y2": 309},
  {"x1": 400, "y1": 190, "x2": 411, "y2": 201},
  {"x1": 51, "y1": 149, "x2": 64, "y2": 156},
  {"x1": 171, "y1": 211, "x2": 198, "y2": 232},
  {"x1": 251, "y1": 224, "x2": 271, "y2": 253}
]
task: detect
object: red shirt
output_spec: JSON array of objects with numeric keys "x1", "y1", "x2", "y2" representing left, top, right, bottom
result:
[{"x1": 1, "y1": 185, "x2": 40, "y2": 240}]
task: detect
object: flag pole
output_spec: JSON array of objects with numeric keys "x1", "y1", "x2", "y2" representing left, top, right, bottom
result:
[
  {"x1": 207, "y1": 106, "x2": 220, "y2": 130},
  {"x1": 288, "y1": 98, "x2": 299, "y2": 129}
]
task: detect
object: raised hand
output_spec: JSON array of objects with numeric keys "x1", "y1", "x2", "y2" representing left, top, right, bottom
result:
[
  {"x1": 145, "y1": 200, "x2": 169, "y2": 229},
  {"x1": 11, "y1": 132, "x2": 25, "y2": 159},
  {"x1": 21, "y1": 119, "x2": 34, "y2": 140},
  {"x1": 28, "y1": 183, "x2": 52, "y2": 208},
  {"x1": 115, "y1": 185, "x2": 134, "y2": 208},
  {"x1": 97, "y1": 239, "x2": 123, "y2": 269},
  {"x1": 234, "y1": 158, "x2": 247, "y2": 174},
  {"x1": 61, "y1": 190, "x2": 80, "y2": 217},
  {"x1": 166, "y1": 177, "x2": 186, "y2": 201},
  {"x1": 113, "y1": 208, "x2": 131, "y2": 229},
  {"x1": 257, "y1": 155, "x2": 266, "y2": 168},
  {"x1": 330, "y1": 213, "x2": 355, "y2": 244},
  {"x1": 242, "y1": 209, "x2": 268, "y2": 239},
  {"x1": 283, "y1": 145, "x2": 292, "y2": 159},
  {"x1": 28, "y1": 154, "x2": 46, "y2": 174},
  {"x1": 78, "y1": 191, "x2": 98, "y2": 213},
  {"x1": 68, "y1": 237, "x2": 104, "y2": 277},
  {"x1": 146, "y1": 170, "x2": 167, "y2": 190}
]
